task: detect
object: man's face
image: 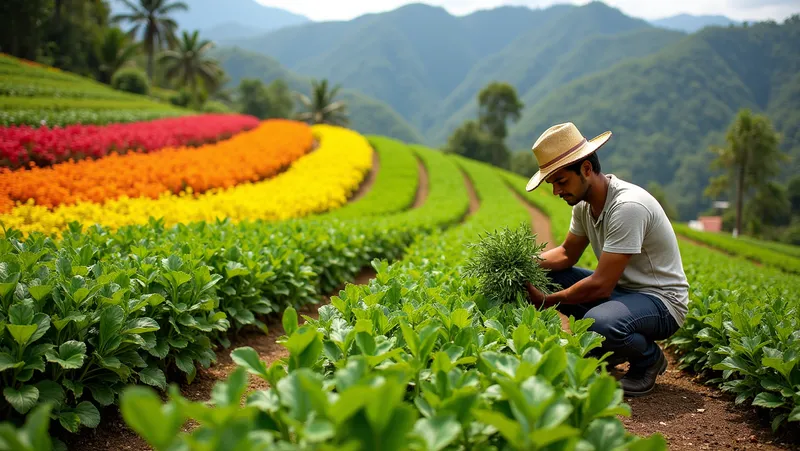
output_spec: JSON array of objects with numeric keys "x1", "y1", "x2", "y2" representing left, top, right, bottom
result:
[{"x1": 545, "y1": 165, "x2": 590, "y2": 206}]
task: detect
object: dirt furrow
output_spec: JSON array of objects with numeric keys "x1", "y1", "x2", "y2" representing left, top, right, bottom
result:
[
  {"x1": 412, "y1": 157, "x2": 429, "y2": 209},
  {"x1": 462, "y1": 170, "x2": 480, "y2": 217},
  {"x1": 509, "y1": 186, "x2": 794, "y2": 451},
  {"x1": 348, "y1": 148, "x2": 379, "y2": 203}
]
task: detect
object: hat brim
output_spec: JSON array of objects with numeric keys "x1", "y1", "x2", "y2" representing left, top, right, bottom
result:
[{"x1": 525, "y1": 131, "x2": 612, "y2": 192}]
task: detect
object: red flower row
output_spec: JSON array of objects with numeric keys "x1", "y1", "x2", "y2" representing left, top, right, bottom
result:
[{"x1": 0, "y1": 114, "x2": 260, "y2": 169}]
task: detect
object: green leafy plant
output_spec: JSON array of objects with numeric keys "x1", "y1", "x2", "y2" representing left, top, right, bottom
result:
[{"x1": 464, "y1": 221, "x2": 558, "y2": 305}]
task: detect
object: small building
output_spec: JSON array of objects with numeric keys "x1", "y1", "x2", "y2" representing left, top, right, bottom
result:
[{"x1": 691, "y1": 216, "x2": 722, "y2": 232}]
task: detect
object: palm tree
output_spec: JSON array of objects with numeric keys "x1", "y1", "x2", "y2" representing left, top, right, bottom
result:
[
  {"x1": 294, "y1": 79, "x2": 349, "y2": 126},
  {"x1": 158, "y1": 30, "x2": 223, "y2": 105},
  {"x1": 111, "y1": 0, "x2": 188, "y2": 81},
  {"x1": 96, "y1": 27, "x2": 141, "y2": 84},
  {"x1": 704, "y1": 108, "x2": 787, "y2": 236}
]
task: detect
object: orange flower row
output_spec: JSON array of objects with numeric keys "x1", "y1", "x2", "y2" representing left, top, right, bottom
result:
[{"x1": 0, "y1": 119, "x2": 314, "y2": 213}]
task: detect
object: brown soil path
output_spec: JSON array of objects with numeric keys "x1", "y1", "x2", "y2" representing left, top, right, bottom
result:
[
  {"x1": 509, "y1": 187, "x2": 795, "y2": 451},
  {"x1": 348, "y1": 148, "x2": 379, "y2": 203},
  {"x1": 462, "y1": 169, "x2": 480, "y2": 217},
  {"x1": 412, "y1": 157, "x2": 429, "y2": 209}
]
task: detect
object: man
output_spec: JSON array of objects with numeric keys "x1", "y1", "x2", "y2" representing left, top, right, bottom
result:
[{"x1": 522, "y1": 122, "x2": 689, "y2": 396}]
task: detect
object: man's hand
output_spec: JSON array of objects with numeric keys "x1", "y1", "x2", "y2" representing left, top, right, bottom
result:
[{"x1": 524, "y1": 281, "x2": 548, "y2": 306}]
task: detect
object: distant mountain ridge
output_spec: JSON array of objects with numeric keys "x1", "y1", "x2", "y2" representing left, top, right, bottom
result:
[
  {"x1": 650, "y1": 13, "x2": 741, "y2": 32},
  {"x1": 108, "y1": 0, "x2": 311, "y2": 41}
]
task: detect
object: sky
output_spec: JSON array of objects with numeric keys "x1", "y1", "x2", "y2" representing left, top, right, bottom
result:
[{"x1": 255, "y1": 0, "x2": 800, "y2": 23}]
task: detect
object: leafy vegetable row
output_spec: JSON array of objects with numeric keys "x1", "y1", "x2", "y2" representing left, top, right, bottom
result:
[
  {"x1": 672, "y1": 223, "x2": 800, "y2": 274},
  {"x1": 116, "y1": 156, "x2": 666, "y2": 451},
  {"x1": 0, "y1": 119, "x2": 309, "y2": 214},
  {"x1": 665, "y1": 241, "x2": 800, "y2": 431},
  {"x1": 0, "y1": 109, "x2": 192, "y2": 128},
  {"x1": 0, "y1": 138, "x2": 470, "y2": 442}
]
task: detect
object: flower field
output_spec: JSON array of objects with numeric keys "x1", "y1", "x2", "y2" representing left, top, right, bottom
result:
[
  {"x1": 0, "y1": 114, "x2": 260, "y2": 169},
  {"x1": 0, "y1": 119, "x2": 312, "y2": 213},
  {"x1": 0, "y1": 123, "x2": 368, "y2": 236}
]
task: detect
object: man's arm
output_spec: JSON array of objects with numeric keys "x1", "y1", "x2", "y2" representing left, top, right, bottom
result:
[
  {"x1": 537, "y1": 251, "x2": 632, "y2": 306},
  {"x1": 538, "y1": 232, "x2": 590, "y2": 271},
  {"x1": 531, "y1": 201, "x2": 649, "y2": 307}
]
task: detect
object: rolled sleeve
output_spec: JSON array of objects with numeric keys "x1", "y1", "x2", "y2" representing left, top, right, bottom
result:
[{"x1": 603, "y1": 202, "x2": 648, "y2": 254}]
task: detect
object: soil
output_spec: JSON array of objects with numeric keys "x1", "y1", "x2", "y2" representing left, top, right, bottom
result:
[
  {"x1": 462, "y1": 170, "x2": 480, "y2": 216},
  {"x1": 412, "y1": 157, "x2": 429, "y2": 209},
  {"x1": 507, "y1": 187, "x2": 555, "y2": 252},
  {"x1": 348, "y1": 148, "x2": 379, "y2": 203},
  {"x1": 510, "y1": 187, "x2": 797, "y2": 451},
  {"x1": 612, "y1": 351, "x2": 798, "y2": 451}
]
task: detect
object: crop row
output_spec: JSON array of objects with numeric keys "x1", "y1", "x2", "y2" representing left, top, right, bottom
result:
[
  {"x1": 0, "y1": 124, "x2": 367, "y2": 236},
  {"x1": 0, "y1": 114, "x2": 260, "y2": 170},
  {"x1": 665, "y1": 242, "x2": 800, "y2": 431},
  {"x1": 117, "y1": 156, "x2": 666, "y2": 450},
  {"x1": 0, "y1": 81, "x2": 144, "y2": 101},
  {"x1": 0, "y1": 119, "x2": 307, "y2": 212},
  {"x1": 0, "y1": 54, "x2": 103, "y2": 85},
  {"x1": 672, "y1": 223, "x2": 800, "y2": 274},
  {"x1": 0, "y1": 109, "x2": 193, "y2": 128},
  {"x1": 0, "y1": 137, "x2": 472, "y2": 442}
]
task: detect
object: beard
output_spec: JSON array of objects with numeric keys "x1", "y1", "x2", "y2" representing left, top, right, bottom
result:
[{"x1": 561, "y1": 175, "x2": 590, "y2": 206}]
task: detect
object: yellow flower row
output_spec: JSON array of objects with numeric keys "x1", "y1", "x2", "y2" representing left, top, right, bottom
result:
[{"x1": 0, "y1": 124, "x2": 373, "y2": 236}]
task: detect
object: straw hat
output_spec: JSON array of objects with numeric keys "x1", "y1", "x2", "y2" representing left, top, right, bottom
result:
[{"x1": 526, "y1": 122, "x2": 612, "y2": 191}]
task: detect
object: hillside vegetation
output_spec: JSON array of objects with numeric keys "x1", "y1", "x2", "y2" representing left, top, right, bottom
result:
[{"x1": 210, "y1": 47, "x2": 424, "y2": 143}]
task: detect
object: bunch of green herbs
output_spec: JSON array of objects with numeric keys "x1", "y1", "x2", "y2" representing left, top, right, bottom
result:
[{"x1": 464, "y1": 221, "x2": 559, "y2": 305}]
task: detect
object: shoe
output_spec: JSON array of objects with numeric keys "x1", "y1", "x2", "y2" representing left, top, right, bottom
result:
[{"x1": 619, "y1": 349, "x2": 668, "y2": 397}]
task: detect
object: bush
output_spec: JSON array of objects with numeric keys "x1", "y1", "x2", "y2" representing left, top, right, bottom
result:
[
  {"x1": 111, "y1": 68, "x2": 149, "y2": 95},
  {"x1": 201, "y1": 100, "x2": 232, "y2": 113},
  {"x1": 168, "y1": 90, "x2": 191, "y2": 107}
]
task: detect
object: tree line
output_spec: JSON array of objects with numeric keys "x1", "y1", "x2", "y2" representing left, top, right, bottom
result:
[{"x1": 0, "y1": 0, "x2": 350, "y2": 124}]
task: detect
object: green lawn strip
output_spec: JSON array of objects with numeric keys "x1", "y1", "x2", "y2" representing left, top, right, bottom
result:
[
  {"x1": 738, "y1": 235, "x2": 800, "y2": 259},
  {"x1": 116, "y1": 155, "x2": 667, "y2": 450},
  {"x1": 0, "y1": 143, "x2": 470, "y2": 441},
  {"x1": 672, "y1": 223, "x2": 800, "y2": 274},
  {"x1": 320, "y1": 135, "x2": 420, "y2": 220}
]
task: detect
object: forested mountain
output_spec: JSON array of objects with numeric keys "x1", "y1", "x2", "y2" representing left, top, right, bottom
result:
[
  {"x1": 211, "y1": 47, "x2": 424, "y2": 143},
  {"x1": 507, "y1": 17, "x2": 800, "y2": 219},
  {"x1": 216, "y1": 1, "x2": 799, "y2": 220}
]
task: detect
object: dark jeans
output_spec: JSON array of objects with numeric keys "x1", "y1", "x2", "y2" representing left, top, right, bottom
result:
[{"x1": 549, "y1": 267, "x2": 679, "y2": 371}]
